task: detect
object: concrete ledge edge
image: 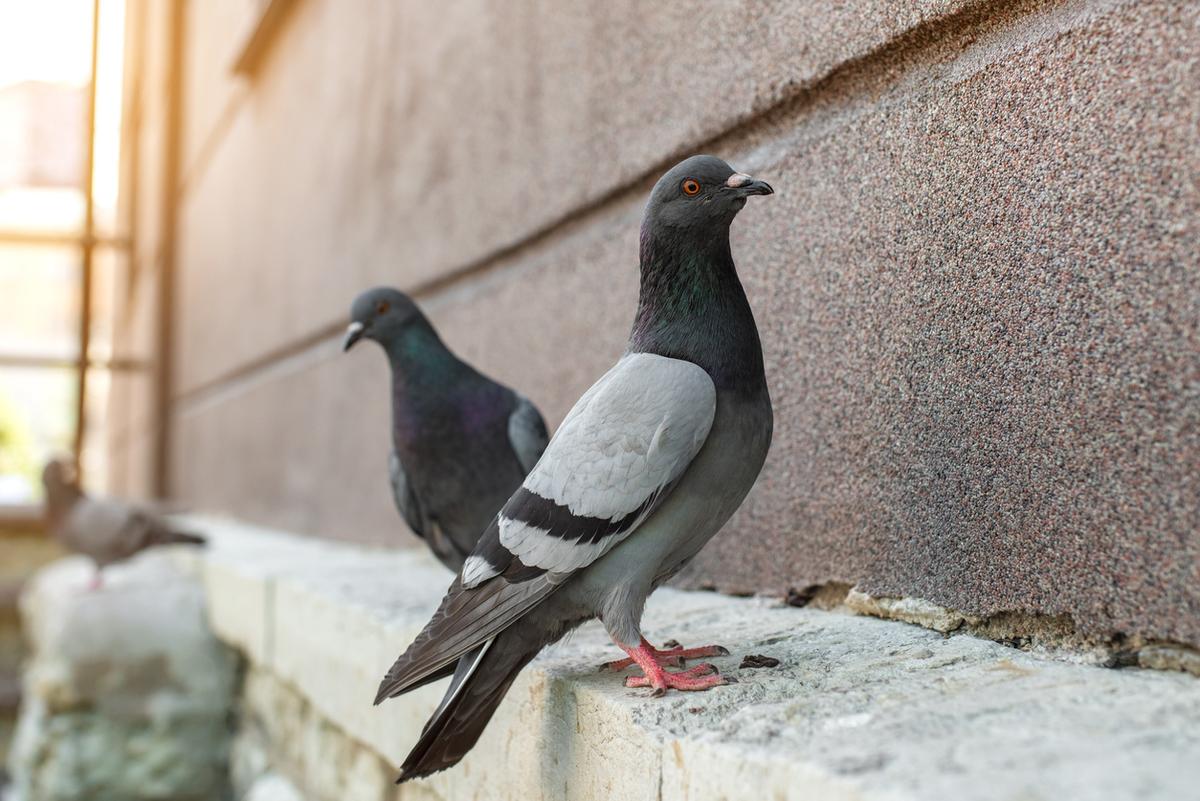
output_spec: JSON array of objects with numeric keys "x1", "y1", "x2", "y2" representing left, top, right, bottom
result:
[{"x1": 173, "y1": 516, "x2": 1200, "y2": 801}]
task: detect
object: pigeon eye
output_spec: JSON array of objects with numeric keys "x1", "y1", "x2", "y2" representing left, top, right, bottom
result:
[
  {"x1": 681, "y1": 179, "x2": 701, "y2": 196},
  {"x1": 376, "y1": 300, "x2": 390, "y2": 315}
]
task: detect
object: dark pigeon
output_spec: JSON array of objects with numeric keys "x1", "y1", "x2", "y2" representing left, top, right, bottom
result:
[
  {"x1": 42, "y1": 458, "x2": 205, "y2": 587},
  {"x1": 374, "y1": 156, "x2": 775, "y2": 781},
  {"x1": 343, "y1": 288, "x2": 549, "y2": 572}
]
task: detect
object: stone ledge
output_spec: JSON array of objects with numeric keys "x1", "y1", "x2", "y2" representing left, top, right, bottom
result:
[
  {"x1": 10, "y1": 555, "x2": 239, "y2": 801},
  {"x1": 180, "y1": 517, "x2": 1200, "y2": 801}
]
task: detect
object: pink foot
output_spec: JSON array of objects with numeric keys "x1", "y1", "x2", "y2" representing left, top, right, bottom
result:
[
  {"x1": 624, "y1": 663, "x2": 721, "y2": 690},
  {"x1": 86, "y1": 570, "x2": 104, "y2": 592},
  {"x1": 615, "y1": 639, "x2": 730, "y2": 696},
  {"x1": 602, "y1": 637, "x2": 729, "y2": 672}
]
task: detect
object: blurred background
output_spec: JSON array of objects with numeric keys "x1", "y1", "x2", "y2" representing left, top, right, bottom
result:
[
  {"x1": 0, "y1": 0, "x2": 1198, "y2": 794},
  {"x1": 0, "y1": 0, "x2": 129, "y2": 771},
  {"x1": 0, "y1": 0, "x2": 128, "y2": 504}
]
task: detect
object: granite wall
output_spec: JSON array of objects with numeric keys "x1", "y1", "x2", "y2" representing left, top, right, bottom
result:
[{"x1": 112, "y1": 0, "x2": 1199, "y2": 649}]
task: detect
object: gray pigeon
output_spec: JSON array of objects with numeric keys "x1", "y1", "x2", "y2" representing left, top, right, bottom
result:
[
  {"x1": 343, "y1": 288, "x2": 550, "y2": 571},
  {"x1": 42, "y1": 458, "x2": 205, "y2": 587},
  {"x1": 374, "y1": 155, "x2": 775, "y2": 781}
]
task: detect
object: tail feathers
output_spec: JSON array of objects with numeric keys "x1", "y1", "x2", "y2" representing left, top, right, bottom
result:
[
  {"x1": 397, "y1": 631, "x2": 538, "y2": 783},
  {"x1": 373, "y1": 572, "x2": 556, "y2": 704},
  {"x1": 157, "y1": 529, "x2": 206, "y2": 547},
  {"x1": 375, "y1": 662, "x2": 456, "y2": 705},
  {"x1": 148, "y1": 525, "x2": 205, "y2": 551}
]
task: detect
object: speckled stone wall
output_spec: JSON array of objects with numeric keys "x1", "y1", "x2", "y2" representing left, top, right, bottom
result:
[{"x1": 121, "y1": 0, "x2": 1199, "y2": 649}]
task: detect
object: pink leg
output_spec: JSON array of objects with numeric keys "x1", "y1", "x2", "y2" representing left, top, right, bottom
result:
[
  {"x1": 86, "y1": 568, "x2": 104, "y2": 591},
  {"x1": 615, "y1": 639, "x2": 727, "y2": 696},
  {"x1": 602, "y1": 637, "x2": 729, "y2": 672}
]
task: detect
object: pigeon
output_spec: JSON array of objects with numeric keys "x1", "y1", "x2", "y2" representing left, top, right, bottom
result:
[
  {"x1": 375, "y1": 155, "x2": 774, "y2": 781},
  {"x1": 42, "y1": 458, "x2": 205, "y2": 588},
  {"x1": 343, "y1": 288, "x2": 550, "y2": 571}
]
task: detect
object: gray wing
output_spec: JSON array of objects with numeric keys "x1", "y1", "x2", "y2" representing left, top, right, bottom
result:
[
  {"x1": 465, "y1": 352, "x2": 716, "y2": 582},
  {"x1": 62, "y1": 498, "x2": 182, "y2": 565},
  {"x1": 59, "y1": 498, "x2": 133, "y2": 563},
  {"x1": 506, "y1": 395, "x2": 550, "y2": 474},
  {"x1": 389, "y1": 451, "x2": 428, "y2": 538},
  {"x1": 377, "y1": 353, "x2": 716, "y2": 698},
  {"x1": 390, "y1": 451, "x2": 466, "y2": 570}
]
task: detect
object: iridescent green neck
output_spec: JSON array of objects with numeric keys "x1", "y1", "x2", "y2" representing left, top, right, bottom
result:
[
  {"x1": 629, "y1": 222, "x2": 765, "y2": 393},
  {"x1": 385, "y1": 322, "x2": 462, "y2": 395}
]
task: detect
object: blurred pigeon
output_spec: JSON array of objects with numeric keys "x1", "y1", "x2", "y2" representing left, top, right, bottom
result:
[
  {"x1": 343, "y1": 288, "x2": 549, "y2": 571},
  {"x1": 42, "y1": 459, "x2": 205, "y2": 588},
  {"x1": 375, "y1": 155, "x2": 775, "y2": 781}
]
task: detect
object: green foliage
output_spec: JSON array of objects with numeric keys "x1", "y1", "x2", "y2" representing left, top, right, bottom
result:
[{"x1": 0, "y1": 389, "x2": 37, "y2": 481}]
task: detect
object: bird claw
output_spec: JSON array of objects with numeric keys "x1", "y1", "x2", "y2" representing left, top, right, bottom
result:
[
  {"x1": 625, "y1": 663, "x2": 726, "y2": 693},
  {"x1": 601, "y1": 639, "x2": 729, "y2": 672}
]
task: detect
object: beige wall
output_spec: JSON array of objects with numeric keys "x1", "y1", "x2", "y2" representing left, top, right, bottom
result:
[
  {"x1": 117, "y1": 0, "x2": 1200, "y2": 649},
  {"x1": 106, "y1": 0, "x2": 176, "y2": 498}
]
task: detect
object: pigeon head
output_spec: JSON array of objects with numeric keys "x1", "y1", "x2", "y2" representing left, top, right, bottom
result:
[
  {"x1": 642, "y1": 155, "x2": 773, "y2": 235},
  {"x1": 630, "y1": 156, "x2": 773, "y2": 389},
  {"x1": 42, "y1": 457, "x2": 83, "y2": 512},
  {"x1": 344, "y1": 287, "x2": 425, "y2": 352},
  {"x1": 42, "y1": 457, "x2": 78, "y2": 491}
]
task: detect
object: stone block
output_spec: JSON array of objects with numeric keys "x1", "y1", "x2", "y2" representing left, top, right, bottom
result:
[
  {"x1": 8, "y1": 553, "x2": 238, "y2": 801},
  {"x1": 185, "y1": 521, "x2": 1200, "y2": 801},
  {"x1": 268, "y1": 547, "x2": 450, "y2": 761},
  {"x1": 242, "y1": 773, "x2": 304, "y2": 801}
]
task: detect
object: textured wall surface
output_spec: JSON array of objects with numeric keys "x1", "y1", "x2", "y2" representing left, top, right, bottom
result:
[{"x1": 119, "y1": 0, "x2": 1199, "y2": 648}]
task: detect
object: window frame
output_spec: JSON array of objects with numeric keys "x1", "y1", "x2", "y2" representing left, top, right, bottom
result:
[{"x1": 0, "y1": 0, "x2": 144, "y2": 495}]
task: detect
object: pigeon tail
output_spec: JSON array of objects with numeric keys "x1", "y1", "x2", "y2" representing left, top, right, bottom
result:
[
  {"x1": 155, "y1": 529, "x2": 206, "y2": 547},
  {"x1": 373, "y1": 571, "x2": 558, "y2": 705},
  {"x1": 396, "y1": 629, "x2": 538, "y2": 783}
]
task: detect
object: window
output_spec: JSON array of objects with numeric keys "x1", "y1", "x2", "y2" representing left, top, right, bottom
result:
[{"x1": 0, "y1": 0, "x2": 139, "y2": 503}]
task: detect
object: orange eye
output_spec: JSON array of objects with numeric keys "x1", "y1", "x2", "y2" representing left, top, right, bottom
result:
[
  {"x1": 681, "y1": 179, "x2": 701, "y2": 196},
  {"x1": 376, "y1": 300, "x2": 390, "y2": 315}
]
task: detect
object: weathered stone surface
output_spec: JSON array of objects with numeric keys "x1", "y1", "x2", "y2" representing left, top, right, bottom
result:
[
  {"x1": 845, "y1": 587, "x2": 980, "y2": 633},
  {"x1": 0, "y1": 525, "x2": 62, "y2": 779},
  {"x1": 231, "y1": 667, "x2": 401, "y2": 801},
  {"x1": 168, "y1": 0, "x2": 1200, "y2": 649},
  {"x1": 173, "y1": 0, "x2": 980, "y2": 393},
  {"x1": 690, "y1": 0, "x2": 1200, "y2": 647},
  {"x1": 183, "y1": 520, "x2": 1200, "y2": 801},
  {"x1": 1138, "y1": 643, "x2": 1200, "y2": 677},
  {"x1": 170, "y1": 340, "x2": 403, "y2": 548},
  {"x1": 8, "y1": 554, "x2": 238, "y2": 801},
  {"x1": 241, "y1": 773, "x2": 304, "y2": 801}
]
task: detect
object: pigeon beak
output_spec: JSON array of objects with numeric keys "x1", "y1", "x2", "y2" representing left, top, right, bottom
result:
[
  {"x1": 726, "y1": 173, "x2": 774, "y2": 196},
  {"x1": 343, "y1": 321, "x2": 366, "y2": 352}
]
